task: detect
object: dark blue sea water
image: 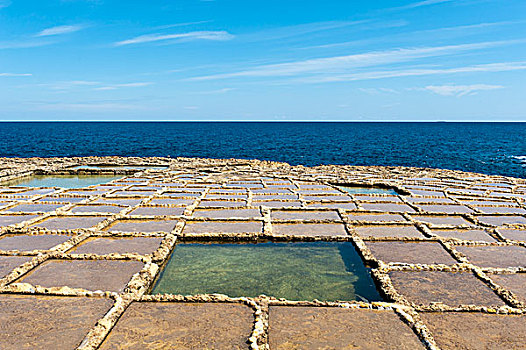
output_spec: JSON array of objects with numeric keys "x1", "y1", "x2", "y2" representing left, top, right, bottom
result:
[{"x1": 1, "y1": 122, "x2": 525, "y2": 179}]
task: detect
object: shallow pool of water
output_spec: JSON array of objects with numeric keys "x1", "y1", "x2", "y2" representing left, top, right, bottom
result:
[
  {"x1": 339, "y1": 186, "x2": 399, "y2": 195},
  {"x1": 151, "y1": 241, "x2": 382, "y2": 302},
  {"x1": 3, "y1": 175, "x2": 123, "y2": 189}
]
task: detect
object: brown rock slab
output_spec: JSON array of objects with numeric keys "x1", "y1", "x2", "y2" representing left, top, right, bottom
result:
[
  {"x1": 420, "y1": 312, "x2": 526, "y2": 350},
  {"x1": 193, "y1": 208, "x2": 261, "y2": 219},
  {"x1": 31, "y1": 216, "x2": 108, "y2": 230},
  {"x1": 252, "y1": 194, "x2": 298, "y2": 200},
  {"x1": 38, "y1": 196, "x2": 87, "y2": 204},
  {"x1": 183, "y1": 221, "x2": 262, "y2": 234},
  {"x1": 105, "y1": 219, "x2": 178, "y2": 233},
  {"x1": 205, "y1": 194, "x2": 248, "y2": 200},
  {"x1": 417, "y1": 204, "x2": 474, "y2": 214},
  {"x1": 100, "y1": 302, "x2": 253, "y2": 350},
  {"x1": 355, "y1": 195, "x2": 402, "y2": 202},
  {"x1": 0, "y1": 294, "x2": 113, "y2": 350},
  {"x1": 253, "y1": 200, "x2": 302, "y2": 208},
  {"x1": 489, "y1": 273, "x2": 526, "y2": 304},
  {"x1": 0, "y1": 255, "x2": 32, "y2": 277},
  {"x1": 499, "y1": 228, "x2": 526, "y2": 241},
  {"x1": 431, "y1": 229, "x2": 496, "y2": 242},
  {"x1": 271, "y1": 210, "x2": 340, "y2": 221},
  {"x1": 412, "y1": 215, "x2": 472, "y2": 227},
  {"x1": 346, "y1": 213, "x2": 407, "y2": 223},
  {"x1": 18, "y1": 259, "x2": 144, "y2": 292},
  {"x1": 0, "y1": 214, "x2": 39, "y2": 227},
  {"x1": 455, "y1": 245, "x2": 526, "y2": 268},
  {"x1": 70, "y1": 205, "x2": 126, "y2": 214},
  {"x1": 389, "y1": 270, "x2": 505, "y2": 307},
  {"x1": 367, "y1": 241, "x2": 457, "y2": 265},
  {"x1": 360, "y1": 203, "x2": 416, "y2": 213},
  {"x1": 198, "y1": 200, "x2": 246, "y2": 208},
  {"x1": 355, "y1": 225, "x2": 424, "y2": 238},
  {"x1": 149, "y1": 198, "x2": 194, "y2": 206},
  {"x1": 302, "y1": 195, "x2": 353, "y2": 201},
  {"x1": 405, "y1": 197, "x2": 455, "y2": 204},
  {"x1": 4, "y1": 203, "x2": 64, "y2": 213},
  {"x1": 70, "y1": 236, "x2": 163, "y2": 255},
  {"x1": 474, "y1": 206, "x2": 526, "y2": 215},
  {"x1": 112, "y1": 190, "x2": 157, "y2": 197},
  {"x1": 306, "y1": 201, "x2": 357, "y2": 210},
  {"x1": 272, "y1": 223, "x2": 348, "y2": 237},
  {"x1": 92, "y1": 198, "x2": 143, "y2": 206},
  {"x1": 0, "y1": 234, "x2": 71, "y2": 251},
  {"x1": 128, "y1": 206, "x2": 185, "y2": 216},
  {"x1": 269, "y1": 306, "x2": 425, "y2": 350},
  {"x1": 477, "y1": 215, "x2": 526, "y2": 226}
]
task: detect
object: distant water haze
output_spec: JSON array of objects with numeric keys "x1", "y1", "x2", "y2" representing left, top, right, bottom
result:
[{"x1": 0, "y1": 122, "x2": 524, "y2": 178}]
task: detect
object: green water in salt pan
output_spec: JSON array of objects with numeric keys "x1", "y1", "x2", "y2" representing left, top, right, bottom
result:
[
  {"x1": 151, "y1": 241, "x2": 382, "y2": 302},
  {"x1": 339, "y1": 186, "x2": 399, "y2": 195},
  {"x1": 3, "y1": 175, "x2": 122, "y2": 189}
]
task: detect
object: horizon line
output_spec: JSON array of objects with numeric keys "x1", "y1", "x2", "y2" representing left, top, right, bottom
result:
[{"x1": 0, "y1": 120, "x2": 526, "y2": 123}]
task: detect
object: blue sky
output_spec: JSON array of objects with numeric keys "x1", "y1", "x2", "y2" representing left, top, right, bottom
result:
[{"x1": 1, "y1": 0, "x2": 525, "y2": 121}]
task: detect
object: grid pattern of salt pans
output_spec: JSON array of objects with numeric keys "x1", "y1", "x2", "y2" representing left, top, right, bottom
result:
[{"x1": 0, "y1": 156, "x2": 525, "y2": 349}]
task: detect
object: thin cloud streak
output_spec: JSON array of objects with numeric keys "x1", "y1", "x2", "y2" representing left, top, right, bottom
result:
[
  {"x1": 33, "y1": 102, "x2": 148, "y2": 111},
  {"x1": 0, "y1": 40, "x2": 55, "y2": 49},
  {"x1": 153, "y1": 20, "x2": 213, "y2": 30},
  {"x1": 33, "y1": 80, "x2": 152, "y2": 91},
  {"x1": 93, "y1": 82, "x2": 153, "y2": 90},
  {"x1": 423, "y1": 84, "x2": 504, "y2": 96},
  {"x1": 190, "y1": 40, "x2": 519, "y2": 81},
  {"x1": 36, "y1": 25, "x2": 85, "y2": 37},
  {"x1": 391, "y1": 0, "x2": 453, "y2": 11},
  {"x1": 194, "y1": 87, "x2": 236, "y2": 94},
  {"x1": 296, "y1": 20, "x2": 521, "y2": 52},
  {"x1": 114, "y1": 31, "x2": 234, "y2": 46},
  {"x1": 0, "y1": 72, "x2": 32, "y2": 77},
  {"x1": 0, "y1": 0, "x2": 11, "y2": 9},
  {"x1": 239, "y1": 20, "x2": 369, "y2": 43},
  {"x1": 296, "y1": 62, "x2": 526, "y2": 83}
]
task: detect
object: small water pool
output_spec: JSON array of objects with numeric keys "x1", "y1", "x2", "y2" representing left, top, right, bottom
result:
[
  {"x1": 2, "y1": 175, "x2": 123, "y2": 189},
  {"x1": 151, "y1": 241, "x2": 382, "y2": 302},
  {"x1": 338, "y1": 186, "x2": 400, "y2": 195}
]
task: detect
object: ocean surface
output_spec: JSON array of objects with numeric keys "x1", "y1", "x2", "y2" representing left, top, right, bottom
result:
[{"x1": 0, "y1": 122, "x2": 525, "y2": 179}]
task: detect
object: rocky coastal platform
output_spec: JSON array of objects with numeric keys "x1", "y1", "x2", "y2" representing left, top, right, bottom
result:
[{"x1": 0, "y1": 156, "x2": 525, "y2": 349}]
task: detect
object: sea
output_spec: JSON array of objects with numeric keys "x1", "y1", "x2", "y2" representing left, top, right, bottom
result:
[{"x1": 0, "y1": 122, "x2": 525, "y2": 179}]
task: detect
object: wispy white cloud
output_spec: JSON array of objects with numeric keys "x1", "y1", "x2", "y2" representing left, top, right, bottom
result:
[
  {"x1": 297, "y1": 20, "x2": 521, "y2": 52},
  {"x1": 190, "y1": 40, "x2": 517, "y2": 81},
  {"x1": 388, "y1": 0, "x2": 454, "y2": 11},
  {"x1": 153, "y1": 20, "x2": 213, "y2": 30},
  {"x1": 401, "y1": 0, "x2": 453, "y2": 9},
  {"x1": 423, "y1": 84, "x2": 504, "y2": 96},
  {"x1": 297, "y1": 62, "x2": 526, "y2": 83},
  {"x1": 359, "y1": 87, "x2": 399, "y2": 95},
  {"x1": 34, "y1": 102, "x2": 146, "y2": 111},
  {"x1": 114, "y1": 31, "x2": 233, "y2": 46},
  {"x1": 420, "y1": 20, "x2": 525, "y2": 33},
  {"x1": 0, "y1": 72, "x2": 32, "y2": 77},
  {"x1": 93, "y1": 82, "x2": 153, "y2": 90},
  {"x1": 194, "y1": 87, "x2": 236, "y2": 94},
  {"x1": 240, "y1": 20, "x2": 369, "y2": 43},
  {"x1": 36, "y1": 24, "x2": 85, "y2": 37},
  {"x1": 33, "y1": 80, "x2": 152, "y2": 91},
  {"x1": 35, "y1": 80, "x2": 100, "y2": 90},
  {"x1": 0, "y1": 40, "x2": 55, "y2": 49}
]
